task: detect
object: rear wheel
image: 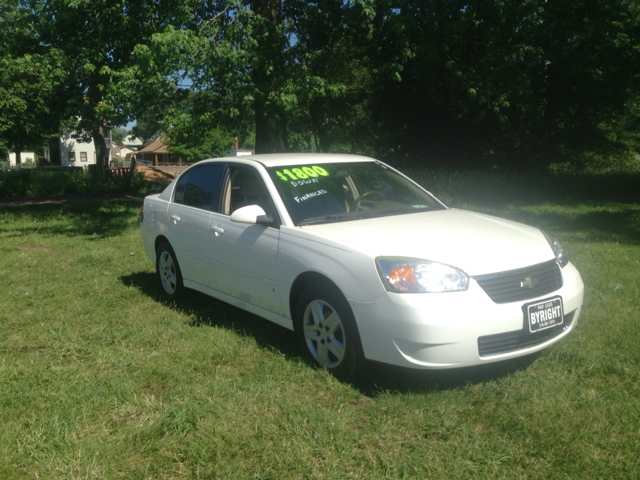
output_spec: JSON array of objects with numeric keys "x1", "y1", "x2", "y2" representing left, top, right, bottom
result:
[
  {"x1": 295, "y1": 282, "x2": 364, "y2": 380},
  {"x1": 156, "y1": 241, "x2": 184, "y2": 300}
]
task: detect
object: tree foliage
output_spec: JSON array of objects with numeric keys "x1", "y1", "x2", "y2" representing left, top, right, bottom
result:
[
  {"x1": 37, "y1": 0, "x2": 186, "y2": 171},
  {"x1": 110, "y1": 127, "x2": 126, "y2": 145},
  {"x1": 1, "y1": 0, "x2": 639, "y2": 171},
  {"x1": 0, "y1": 0, "x2": 72, "y2": 163},
  {"x1": 1, "y1": 0, "x2": 186, "y2": 170},
  {"x1": 164, "y1": 91, "x2": 235, "y2": 161},
  {"x1": 367, "y1": 0, "x2": 640, "y2": 168}
]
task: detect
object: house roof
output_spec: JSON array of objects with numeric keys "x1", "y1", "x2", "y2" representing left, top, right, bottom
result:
[
  {"x1": 137, "y1": 138, "x2": 171, "y2": 154},
  {"x1": 123, "y1": 135, "x2": 143, "y2": 147}
]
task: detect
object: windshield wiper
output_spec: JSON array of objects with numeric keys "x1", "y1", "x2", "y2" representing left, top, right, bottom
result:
[
  {"x1": 297, "y1": 214, "x2": 351, "y2": 226},
  {"x1": 297, "y1": 207, "x2": 435, "y2": 226},
  {"x1": 360, "y1": 206, "x2": 437, "y2": 218}
]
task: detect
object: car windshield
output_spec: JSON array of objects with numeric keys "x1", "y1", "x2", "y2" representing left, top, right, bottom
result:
[{"x1": 266, "y1": 161, "x2": 445, "y2": 226}]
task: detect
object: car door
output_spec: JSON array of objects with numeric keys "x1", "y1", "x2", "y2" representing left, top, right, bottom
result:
[
  {"x1": 208, "y1": 165, "x2": 283, "y2": 315},
  {"x1": 167, "y1": 163, "x2": 225, "y2": 290}
]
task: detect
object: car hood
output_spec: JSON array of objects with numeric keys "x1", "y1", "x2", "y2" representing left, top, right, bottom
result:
[{"x1": 301, "y1": 208, "x2": 555, "y2": 276}]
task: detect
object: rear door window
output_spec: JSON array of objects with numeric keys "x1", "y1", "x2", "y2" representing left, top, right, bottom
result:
[
  {"x1": 173, "y1": 171, "x2": 189, "y2": 204},
  {"x1": 181, "y1": 164, "x2": 226, "y2": 211}
]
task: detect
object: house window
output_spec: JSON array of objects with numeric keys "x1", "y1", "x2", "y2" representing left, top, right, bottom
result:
[
  {"x1": 80, "y1": 152, "x2": 88, "y2": 162},
  {"x1": 69, "y1": 151, "x2": 76, "y2": 163}
]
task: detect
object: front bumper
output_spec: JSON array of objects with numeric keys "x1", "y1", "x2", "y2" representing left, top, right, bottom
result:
[{"x1": 349, "y1": 262, "x2": 584, "y2": 369}]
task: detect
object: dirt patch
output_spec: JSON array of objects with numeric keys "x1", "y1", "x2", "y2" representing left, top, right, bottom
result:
[{"x1": 136, "y1": 166, "x2": 177, "y2": 183}]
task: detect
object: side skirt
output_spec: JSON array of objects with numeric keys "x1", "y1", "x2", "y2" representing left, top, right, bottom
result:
[{"x1": 183, "y1": 279, "x2": 294, "y2": 331}]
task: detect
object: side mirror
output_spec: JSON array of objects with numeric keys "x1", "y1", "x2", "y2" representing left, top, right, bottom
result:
[{"x1": 230, "y1": 205, "x2": 274, "y2": 226}]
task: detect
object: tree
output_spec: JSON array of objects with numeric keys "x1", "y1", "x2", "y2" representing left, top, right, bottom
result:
[
  {"x1": 173, "y1": 0, "x2": 295, "y2": 153},
  {"x1": 282, "y1": 0, "x2": 376, "y2": 154},
  {"x1": 9, "y1": 0, "x2": 633, "y2": 172},
  {"x1": 133, "y1": 0, "x2": 377, "y2": 155},
  {"x1": 251, "y1": 0, "x2": 289, "y2": 153},
  {"x1": 131, "y1": 111, "x2": 164, "y2": 144},
  {"x1": 0, "y1": 0, "x2": 72, "y2": 165},
  {"x1": 110, "y1": 127, "x2": 126, "y2": 145},
  {"x1": 534, "y1": 0, "x2": 640, "y2": 167},
  {"x1": 165, "y1": 91, "x2": 235, "y2": 161},
  {"x1": 367, "y1": 0, "x2": 640, "y2": 169},
  {"x1": 33, "y1": 0, "x2": 185, "y2": 172}
]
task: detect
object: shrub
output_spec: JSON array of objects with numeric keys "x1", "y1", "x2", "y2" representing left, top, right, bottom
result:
[{"x1": 0, "y1": 167, "x2": 151, "y2": 198}]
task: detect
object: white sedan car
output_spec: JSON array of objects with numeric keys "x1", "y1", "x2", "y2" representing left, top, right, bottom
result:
[{"x1": 140, "y1": 153, "x2": 584, "y2": 378}]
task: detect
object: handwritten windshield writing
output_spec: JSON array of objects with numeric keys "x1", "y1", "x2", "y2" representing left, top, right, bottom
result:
[
  {"x1": 294, "y1": 189, "x2": 327, "y2": 203},
  {"x1": 290, "y1": 178, "x2": 319, "y2": 187}
]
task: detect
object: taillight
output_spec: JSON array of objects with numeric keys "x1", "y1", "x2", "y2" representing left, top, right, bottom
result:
[{"x1": 140, "y1": 202, "x2": 144, "y2": 222}]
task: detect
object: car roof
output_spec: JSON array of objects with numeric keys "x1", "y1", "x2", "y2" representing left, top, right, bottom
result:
[{"x1": 200, "y1": 153, "x2": 377, "y2": 168}]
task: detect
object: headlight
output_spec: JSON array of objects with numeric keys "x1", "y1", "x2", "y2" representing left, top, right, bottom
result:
[
  {"x1": 542, "y1": 230, "x2": 569, "y2": 268},
  {"x1": 376, "y1": 257, "x2": 469, "y2": 293}
]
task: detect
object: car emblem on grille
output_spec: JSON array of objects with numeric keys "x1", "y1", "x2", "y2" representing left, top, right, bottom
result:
[{"x1": 520, "y1": 276, "x2": 539, "y2": 289}]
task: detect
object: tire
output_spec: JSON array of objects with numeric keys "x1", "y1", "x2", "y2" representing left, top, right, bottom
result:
[
  {"x1": 295, "y1": 282, "x2": 365, "y2": 380},
  {"x1": 156, "y1": 241, "x2": 184, "y2": 301}
]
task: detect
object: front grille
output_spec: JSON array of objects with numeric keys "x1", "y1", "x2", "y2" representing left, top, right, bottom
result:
[
  {"x1": 473, "y1": 260, "x2": 562, "y2": 304},
  {"x1": 478, "y1": 310, "x2": 575, "y2": 357}
]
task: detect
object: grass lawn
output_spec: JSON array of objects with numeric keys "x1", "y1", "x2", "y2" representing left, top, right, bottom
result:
[{"x1": 0, "y1": 171, "x2": 639, "y2": 478}]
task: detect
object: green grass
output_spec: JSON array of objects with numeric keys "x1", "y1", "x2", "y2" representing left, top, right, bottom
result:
[{"x1": 0, "y1": 171, "x2": 639, "y2": 478}]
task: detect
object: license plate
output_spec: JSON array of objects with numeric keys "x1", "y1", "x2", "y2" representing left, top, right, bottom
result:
[{"x1": 525, "y1": 296, "x2": 564, "y2": 333}]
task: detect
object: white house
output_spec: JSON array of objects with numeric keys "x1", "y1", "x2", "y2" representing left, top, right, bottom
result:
[
  {"x1": 225, "y1": 138, "x2": 253, "y2": 157},
  {"x1": 225, "y1": 148, "x2": 254, "y2": 157},
  {"x1": 118, "y1": 146, "x2": 139, "y2": 159},
  {"x1": 123, "y1": 134, "x2": 143, "y2": 149},
  {"x1": 42, "y1": 129, "x2": 113, "y2": 167},
  {"x1": 7, "y1": 151, "x2": 36, "y2": 166}
]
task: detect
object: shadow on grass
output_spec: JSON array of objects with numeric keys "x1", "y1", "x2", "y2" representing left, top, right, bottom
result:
[
  {"x1": 119, "y1": 271, "x2": 301, "y2": 360},
  {"x1": 121, "y1": 270, "x2": 543, "y2": 395},
  {"x1": 352, "y1": 353, "x2": 541, "y2": 396},
  {"x1": 0, "y1": 199, "x2": 141, "y2": 240}
]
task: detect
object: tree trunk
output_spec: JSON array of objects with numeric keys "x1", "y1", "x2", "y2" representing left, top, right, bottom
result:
[
  {"x1": 14, "y1": 147, "x2": 22, "y2": 167},
  {"x1": 92, "y1": 128, "x2": 108, "y2": 173},
  {"x1": 255, "y1": 100, "x2": 287, "y2": 153},
  {"x1": 251, "y1": 0, "x2": 288, "y2": 153}
]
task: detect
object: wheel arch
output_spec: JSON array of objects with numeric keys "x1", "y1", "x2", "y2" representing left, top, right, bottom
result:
[
  {"x1": 154, "y1": 235, "x2": 171, "y2": 257},
  {"x1": 291, "y1": 271, "x2": 366, "y2": 378},
  {"x1": 289, "y1": 271, "x2": 344, "y2": 325}
]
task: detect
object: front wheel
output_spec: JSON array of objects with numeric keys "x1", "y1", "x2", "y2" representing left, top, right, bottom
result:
[
  {"x1": 156, "y1": 241, "x2": 184, "y2": 301},
  {"x1": 295, "y1": 283, "x2": 365, "y2": 380}
]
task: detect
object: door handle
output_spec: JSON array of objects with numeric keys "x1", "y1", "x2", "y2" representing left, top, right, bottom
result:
[
  {"x1": 170, "y1": 214, "x2": 181, "y2": 224},
  {"x1": 211, "y1": 225, "x2": 225, "y2": 236}
]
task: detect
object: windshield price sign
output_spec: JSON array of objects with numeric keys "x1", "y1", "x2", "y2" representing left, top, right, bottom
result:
[{"x1": 276, "y1": 166, "x2": 329, "y2": 181}]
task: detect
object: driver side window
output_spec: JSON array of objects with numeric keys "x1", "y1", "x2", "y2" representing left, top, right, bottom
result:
[{"x1": 224, "y1": 166, "x2": 279, "y2": 223}]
